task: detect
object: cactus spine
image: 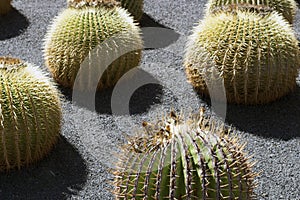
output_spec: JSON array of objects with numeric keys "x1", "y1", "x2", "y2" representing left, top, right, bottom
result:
[
  {"x1": 207, "y1": 0, "x2": 297, "y2": 23},
  {"x1": 0, "y1": 57, "x2": 62, "y2": 171},
  {"x1": 184, "y1": 11, "x2": 300, "y2": 104},
  {"x1": 45, "y1": 0, "x2": 143, "y2": 90},
  {"x1": 0, "y1": 0, "x2": 12, "y2": 15},
  {"x1": 118, "y1": 0, "x2": 144, "y2": 21},
  {"x1": 205, "y1": 0, "x2": 298, "y2": 24},
  {"x1": 113, "y1": 109, "x2": 256, "y2": 199},
  {"x1": 67, "y1": 0, "x2": 144, "y2": 21}
]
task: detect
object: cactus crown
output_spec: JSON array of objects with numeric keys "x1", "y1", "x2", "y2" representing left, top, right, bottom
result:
[
  {"x1": 129, "y1": 109, "x2": 228, "y2": 151},
  {"x1": 0, "y1": 57, "x2": 23, "y2": 70},
  {"x1": 67, "y1": 0, "x2": 120, "y2": 9},
  {"x1": 113, "y1": 109, "x2": 257, "y2": 199},
  {"x1": 209, "y1": 3, "x2": 273, "y2": 14},
  {"x1": 206, "y1": 0, "x2": 298, "y2": 23}
]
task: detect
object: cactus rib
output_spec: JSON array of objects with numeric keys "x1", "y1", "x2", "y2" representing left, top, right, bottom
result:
[
  {"x1": 0, "y1": 57, "x2": 62, "y2": 171},
  {"x1": 113, "y1": 109, "x2": 257, "y2": 199}
]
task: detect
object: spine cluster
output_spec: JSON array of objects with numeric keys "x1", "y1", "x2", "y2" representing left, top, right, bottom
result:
[{"x1": 118, "y1": 0, "x2": 144, "y2": 21}]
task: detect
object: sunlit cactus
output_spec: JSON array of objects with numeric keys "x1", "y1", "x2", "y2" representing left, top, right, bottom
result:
[
  {"x1": 0, "y1": 57, "x2": 62, "y2": 171},
  {"x1": 184, "y1": 11, "x2": 300, "y2": 104},
  {"x1": 45, "y1": 0, "x2": 143, "y2": 91},
  {"x1": 113, "y1": 109, "x2": 257, "y2": 199}
]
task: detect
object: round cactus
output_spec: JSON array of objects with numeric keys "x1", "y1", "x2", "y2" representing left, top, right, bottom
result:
[
  {"x1": 205, "y1": 0, "x2": 298, "y2": 24},
  {"x1": 113, "y1": 109, "x2": 257, "y2": 199},
  {"x1": 118, "y1": 0, "x2": 144, "y2": 21},
  {"x1": 0, "y1": 57, "x2": 62, "y2": 171},
  {"x1": 0, "y1": 0, "x2": 12, "y2": 15},
  {"x1": 184, "y1": 11, "x2": 300, "y2": 104},
  {"x1": 44, "y1": 0, "x2": 143, "y2": 91}
]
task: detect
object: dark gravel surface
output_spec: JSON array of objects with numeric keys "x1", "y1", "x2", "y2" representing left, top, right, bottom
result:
[{"x1": 0, "y1": 0, "x2": 299, "y2": 199}]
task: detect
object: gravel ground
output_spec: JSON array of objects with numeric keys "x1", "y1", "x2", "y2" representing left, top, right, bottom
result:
[{"x1": 0, "y1": 0, "x2": 299, "y2": 199}]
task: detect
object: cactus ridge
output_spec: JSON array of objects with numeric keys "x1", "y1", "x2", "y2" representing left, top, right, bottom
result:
[
  {"x1": 44, "y1": 6, "x2": 142, "y2": 90},
  {"x1": 0, "y1": 0, "x2": 12, "y2": 15},
  {"x1": 184, "y1": 11, "x2": 300, "y2": 104},
  {"x1": 113, "y1": 109, "x2": 256, "y2": 199},
  {"x1": 0, "y1": 57, "x2": 62, "y2": 171},
  {"x1": 206, "y1": 0, "x2": 298, "y2": 23}
]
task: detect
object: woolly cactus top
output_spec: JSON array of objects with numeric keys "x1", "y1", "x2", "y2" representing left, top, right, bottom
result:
[
  {"x1": 67, "y1": 0, "x2": 120, "y2": 9},
  {"x1": 128, "y1": 109, "x2": 231, "y2": 151},
  {"x1": 0, "y1": 57, "x2": 49, "y2": 80},
  {"x1": 208, "y1": 2, "x2": 273, "y2": 14},
  {"x1": 206, "y1": 0, "x2": 298, "y2": 23},
  {"x1": 0, "y1": 57, "x2": 23, "y2": 70}
]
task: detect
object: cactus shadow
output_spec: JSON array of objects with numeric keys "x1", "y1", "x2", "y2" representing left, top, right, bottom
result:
[
  {"x1": 128, "y1": 83, "x2": 163, "y2": 115},
  {"x1": 0, "y1": 136, "x2": 88, "y2": 199},
  {"x1": 140, "y1": 13, "x2": 180, "y2": 50},
  {"x1": 59, "y1": 69, "x2": 163, "y2": 115},
  {"x1": 0, "y1": 8, "x2": 29, "y2": 40},
  {"x1": 225, "y1": 87, "x2": 300, "y2": 140},
  {"x1": 140, "y1": 13, "x2": 168, "y2": 28}
]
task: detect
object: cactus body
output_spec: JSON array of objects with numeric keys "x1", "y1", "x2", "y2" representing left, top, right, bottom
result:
[
  {"x1": 206, "y1": 0, "x2": 298, "y2": 23},
  {"x1": 113, "y1": 109, "x2": 256, "y2": 199},
  {"x1": 44, "y1": 4, "x2": 142, "y2": 91},
  {"x1": 0, "y1": 57, "x2": 62, "y2": 171},
  {"x1": 184, "y1": 11, "x2": 300, "y2": 104},
  {"x1": 118, "y1": 0, "x2": 144, "y2": 21},
  {"x1": 0, "y1": 0, "x2": 12, "y2": 15}
]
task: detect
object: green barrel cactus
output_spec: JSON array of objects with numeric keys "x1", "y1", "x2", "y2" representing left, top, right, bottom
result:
[
  {"x1": 118, "y1": 0, "x2": 144, "y2": 21},
  {"x1": 184, "y1": 11, "x2": 300, "y2": 104},
  {"x1": 113, "y1": 109, "x2": 256, "y2": 199},
  {"x1": 44, "y1": 0, "x2": 143, "y2": 91},
  {"x1": 205, "y1": 0, "x2": 298, "y2": 24},
  {"x1": 0, "y1": 0, "x2": 12, "y2": 15},
  {"x1": 0, "y1": 57, "x2": 62, "y2": 171}
]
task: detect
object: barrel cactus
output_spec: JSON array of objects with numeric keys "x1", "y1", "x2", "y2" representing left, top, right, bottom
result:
[
  {"x1": 113, "y1": 109, "x2": 256, "y2": 199},
  {"x1": 205, "y1": 0, "x2": 298, "y2": 24},
  {"x1": 118, "y1": 0, "x2": 144, "y2": 21},
  {"x1": 0, "y1": 57, "x2": 62, "y2": 171},
  {"x1": 0, "y1": 0, "x2": 12, "y2": 15},
  {"x1": 44, "y1": 0, "x2": 143, "y2": 91},
  {"x1": 184, "y1": 11, "x2": 300, "y2": 104}
]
